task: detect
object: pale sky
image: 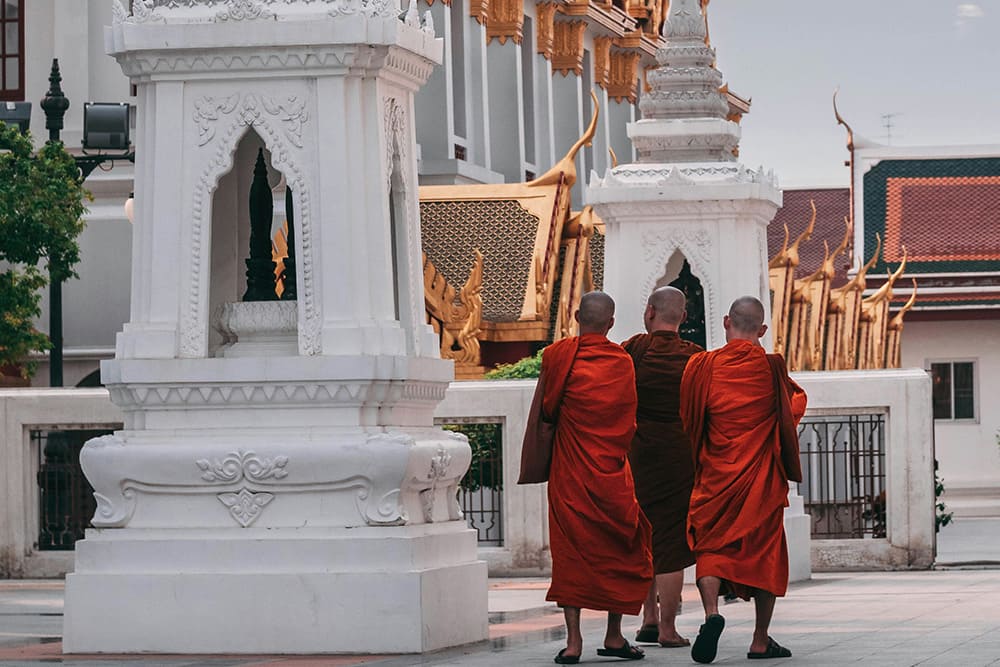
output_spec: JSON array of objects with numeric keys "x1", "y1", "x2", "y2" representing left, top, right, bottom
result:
[{"x1": 708, "y1": 0, "x2": 1000, "y2": 187}]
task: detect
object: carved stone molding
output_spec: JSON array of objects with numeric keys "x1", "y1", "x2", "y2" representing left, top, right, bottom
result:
[
  {"x1": 469, "y1": 0, "x2": 489, "y2": 25},
  {"x1": 215, "y1": 0, "x2": 275, "y2": 21},
  {"x1": 535, "y1": 3, "x2": 557, "y2": 59},
  {"x1": 129, "y1": 0, "x2": 164, "y2": 23},
  {"x1": 593, "y1": 36, "x2": 613, "y2": 89},
  {"x1": 551, "y1": 21, "x2": 587, "y2": 76},
  {"x1": 116, "y1": 49, "x2": 374, "y2": 79},
  {"x1": 640, "y1": 227, "x2": 720, "y2": 349},
  {"x1": 218, "y1": 488, "x2": 274, "y2": 527},
  {"x1": 183, "y1": 91, "x2": 319, "y2": 357},
  {"x1": 607, "y1": 50, "x2": 641, "y2": 103},
  {"x1": 106, "y1": 378, "x2": 448, "y2": 409},
  {"x1": 486, "y1": 0, "x2": 525, "y2": 45},
  {"x1": 196, "y1": 450, "x2": 290, "y2": 483}
]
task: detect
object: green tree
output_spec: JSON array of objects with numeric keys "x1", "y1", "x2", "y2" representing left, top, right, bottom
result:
[{"x1": 0, "y1": 122, "x2": 88, "y2": 378}]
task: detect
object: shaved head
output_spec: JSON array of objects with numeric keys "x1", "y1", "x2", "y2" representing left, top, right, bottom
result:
[
  {"x1": 646, "y1": 286, "x2": 687, "y2": 328},
  {"x1": 727, "y1": 296, "x2": 766, "y2": 334},
  {"x1": 576, "y1": 291, "x2": 616, "y2": 334}
]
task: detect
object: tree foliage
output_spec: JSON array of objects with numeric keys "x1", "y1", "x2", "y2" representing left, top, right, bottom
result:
[{"x1": 0, "y1": 122, "x2": 88, "y2": 376}]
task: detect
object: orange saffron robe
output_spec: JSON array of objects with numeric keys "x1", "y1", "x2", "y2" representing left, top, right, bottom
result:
[
  {"x1": 544, "y1": 334, "x2": 653, "y2": 615},
  {"x1": 680, "y1": 339, "x2": 807, "y2": 599}
]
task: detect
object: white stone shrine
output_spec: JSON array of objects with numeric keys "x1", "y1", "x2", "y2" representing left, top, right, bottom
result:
[
  {"x1": 587, "y1": 0, "x2": 811, "y2": 581},
  {"x1": 588, "y1": 0, "x2": 782, "y2": 347},
  {"x1": 62, "y1": 0, "x2": 487, "y2": 654}
]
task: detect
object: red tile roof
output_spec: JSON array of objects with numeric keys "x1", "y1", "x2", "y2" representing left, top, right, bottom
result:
[{"x1": 884, "y1": 176, "x2": 1000, "y2": 263}]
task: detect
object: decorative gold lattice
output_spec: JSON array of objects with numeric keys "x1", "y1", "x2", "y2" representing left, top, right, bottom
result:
[
  {"x1": 589, "y1": 230, "x2": 605, "y2": 291},
  {"x1": 420, "y1": 199, "x2": 540, "y2": 323}
]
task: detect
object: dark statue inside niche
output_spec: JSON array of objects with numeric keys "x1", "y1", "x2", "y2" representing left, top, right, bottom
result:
[
  {"x1": 243, "y1": 148, "x2": 278, "y2": 302},
  {"x1": 669, "y1": 259, "x2": 706, "y2": 349}
]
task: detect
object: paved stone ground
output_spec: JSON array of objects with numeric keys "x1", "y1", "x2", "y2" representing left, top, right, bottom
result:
[
  {"x1": 3, "y1": 568, "x2": 1000, "y2": 666},
  {"x1": 1, "y1": 517, "x2": 998, "y2": 666}
]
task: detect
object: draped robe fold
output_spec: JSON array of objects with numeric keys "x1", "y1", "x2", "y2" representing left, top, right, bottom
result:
[
  {"x1": 544, "y1": 333, "x2": 653, "y2": 615},
  {"x1": 680, "y1": 339, "x2": 807, "y2": 599},
  {"x1": 623, "y1": 331, "x2": 703, "y2": 574}
]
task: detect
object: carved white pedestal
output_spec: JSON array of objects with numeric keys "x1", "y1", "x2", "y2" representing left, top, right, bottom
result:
[
  {"x1": 64, "y1": 1, "x2": 486, "y2": 654},
  {"x1": 65, "y1": 524, "x2": 486, "y2": 654}
]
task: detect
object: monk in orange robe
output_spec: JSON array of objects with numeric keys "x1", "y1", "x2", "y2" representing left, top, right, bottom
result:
[
  {"x1": 544, "y1": 291, "x2": 652, "y2": 664},
  {"x1": 680, "y1": 296, "x2": 807, "y2": 664},
  {"x1": 622, "y1": 286, "x2": 702, "y2": 648}
]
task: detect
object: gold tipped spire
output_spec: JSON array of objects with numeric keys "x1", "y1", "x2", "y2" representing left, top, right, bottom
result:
[{"x1": 528, "y1": 90, "x2": 599, "y2": 188}]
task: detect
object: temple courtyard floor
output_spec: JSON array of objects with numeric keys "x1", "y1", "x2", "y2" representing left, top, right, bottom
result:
[{"x1": 1, "y1": 517, "x2": 999, "y2": 666}]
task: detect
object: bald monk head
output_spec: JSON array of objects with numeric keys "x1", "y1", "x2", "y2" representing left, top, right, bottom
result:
[
  {"x1": 643, "y1": 286, "x2": 687, "y2": 333},
  {"x1": 575, "y1": 291, "x2": 616, "y2": 336},
  {"x1": 724, "y1": 296, "x2": 768, "y2": 343}
]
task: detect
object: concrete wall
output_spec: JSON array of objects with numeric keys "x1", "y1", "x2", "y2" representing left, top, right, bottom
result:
[
  {"x1": 795, "y1": 369, "x2": 936, "y2": 570},
  {"x1": 900, "y1": 319, "x2": 1000, "y2": 517},
  {"x1": 0, "y1": 369, "x2": 934, "y2": 577},
  {"x1": 0, "y1": 390, "x2": 123, "y2": 577}
]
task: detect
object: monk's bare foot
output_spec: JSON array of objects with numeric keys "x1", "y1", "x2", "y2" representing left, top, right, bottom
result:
[{"x1": 657, "y1": 632, "x2": 690, "y2": 648}]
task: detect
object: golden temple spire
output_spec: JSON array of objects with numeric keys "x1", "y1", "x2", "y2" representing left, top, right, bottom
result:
[{"x1": 527, "y1": 90, "x2": 599, "y2": 188}]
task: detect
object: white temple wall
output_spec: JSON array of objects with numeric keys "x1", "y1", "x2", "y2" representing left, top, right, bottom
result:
[{"x1": 900, "y1": 319, "x2": 1000, "y2": 517}]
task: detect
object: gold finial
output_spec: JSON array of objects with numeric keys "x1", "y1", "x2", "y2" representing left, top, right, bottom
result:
[
  {"x1": 832, "y1": 216, "x2": 852, "y2": 262},
  {"x1": 833, "y1": 88, "x2": 854, "y2": 151},
  {"x1": 768, "y1": 224, "x2": 791, "y2": 269},
  {"x1": 789, "y1": 200, "x2": 817, "y2": 255},
  {"x1": 855, "y1": 232, "x2": 882, "y2": 283},
  {"x1": 608, "y1": 146, "x2": 619, "y2": 168},
  {"x1": 889, "y1": 279, "x2": 919, "y2": 328},
  {"x1": 528, "y1": 90, "x2": 599, "y2": 188}
]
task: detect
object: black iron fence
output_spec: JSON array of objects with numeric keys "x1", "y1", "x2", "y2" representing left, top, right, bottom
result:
[
  {"x1": 798, "y1": 414, "x2": 887, "y2": 539},
  {"x1": 34, "y1": 428, "x2": 115, "y2": 550},
  {"x1": 438, "y1": 420, "x2": 503, "y2": 546}
]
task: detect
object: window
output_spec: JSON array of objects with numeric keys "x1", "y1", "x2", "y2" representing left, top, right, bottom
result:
[
  {"x1": 1, "y1": 0, "x2": 23, "y2": 101},
  {"x1": 929, "y1": 361, "x2": 976, "y2": 420}
]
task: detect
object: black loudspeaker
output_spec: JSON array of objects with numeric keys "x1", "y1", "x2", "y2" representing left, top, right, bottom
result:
[
  {"x1": 0, "y1": 101, "x2": 32, "y2": 134},
  {"x1": 83, "y1": 102, "x2": 130, "y2": 150}
]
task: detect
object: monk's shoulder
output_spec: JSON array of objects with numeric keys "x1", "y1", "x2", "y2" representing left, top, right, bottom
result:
[
  {"x1": 677, "y1": 339, "x2": 705, "y2": 358},
  {"x1": 682, "y1": 348, "x2": 716, "y2": 378},
  {"x1": 621, "y1": 333, "x2": 648, "y2": 353},
  {"x1": 542, "y1": 337, "x2": 576, "y2": 364}
]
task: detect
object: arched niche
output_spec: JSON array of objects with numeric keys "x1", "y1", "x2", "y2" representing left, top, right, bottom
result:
[
  {"x1": 654, "y1": 248, "x2": 707, "y2": 349},
  {"x1": 207, "y1": 128, "x2": 288, "y2": 357}
]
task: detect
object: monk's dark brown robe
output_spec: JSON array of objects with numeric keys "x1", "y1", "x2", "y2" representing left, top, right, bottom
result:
[{"x1": 623, "y1": 331, "x2": 703, "y2": 574}]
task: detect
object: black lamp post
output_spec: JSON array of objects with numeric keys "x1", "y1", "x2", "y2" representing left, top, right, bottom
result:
[
  {"x1": 38, "y1": 58, "x2": 135, "y2": 387},
  {"x1": 39, "y1": 59, "x2": 71, "y2": 388}
]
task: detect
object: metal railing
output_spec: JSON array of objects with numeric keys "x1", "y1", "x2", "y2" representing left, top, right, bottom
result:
[
  {"x1": 438, "y1": 420, "x2": 503, "y2": 546},
  {"x1": 35, "y1": 429, "x2": 114, "y2": 550},
  {"x1": 798, "y1": 413, "x2": 887, "y2": 539}
]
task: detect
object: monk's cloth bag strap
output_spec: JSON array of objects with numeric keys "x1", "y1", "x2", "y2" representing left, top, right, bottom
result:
[{"x1": 766, "y1": 354, "x2": 804, "y2": 484}]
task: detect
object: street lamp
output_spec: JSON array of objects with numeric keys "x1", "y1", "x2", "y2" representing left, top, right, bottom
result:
[
  {"x1": 0, "y1": 101, "x2": 32, "y2": 134},
  {"x1": 38, "y1": 58, "x2": 135, "y2": 387}
]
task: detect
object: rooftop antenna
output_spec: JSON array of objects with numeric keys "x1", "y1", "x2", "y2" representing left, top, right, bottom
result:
[{"x1": 881, "y1": 112, "x2": 902, "y2": 145}]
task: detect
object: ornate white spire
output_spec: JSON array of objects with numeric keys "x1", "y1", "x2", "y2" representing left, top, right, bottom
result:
[{"x1": 632, "y1": 0, "x2": 739, "y2": 163}]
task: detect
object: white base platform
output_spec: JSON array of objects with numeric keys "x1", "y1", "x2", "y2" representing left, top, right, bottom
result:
[{"x1": 63, "y1": 523, "x2": 488, "y2": 654}]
